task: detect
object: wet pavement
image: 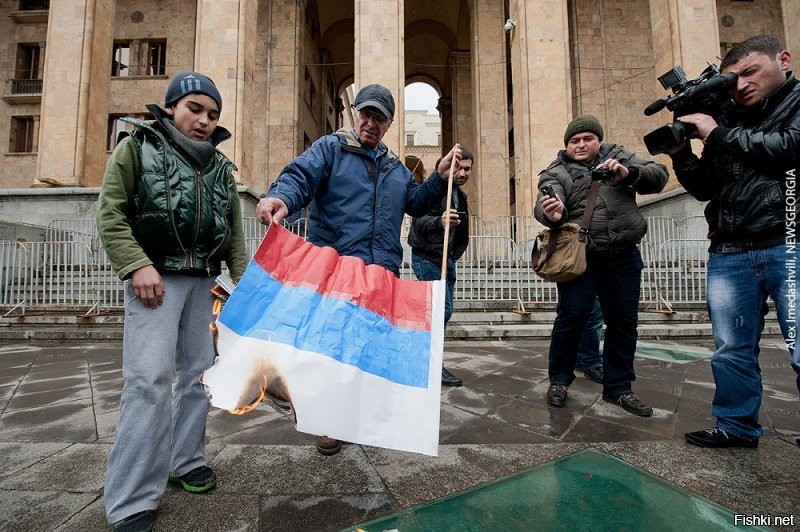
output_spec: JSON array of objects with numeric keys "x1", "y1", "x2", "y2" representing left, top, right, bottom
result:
[{"x1": 0, "y1": 339, "x2": 798, "y2": 531}]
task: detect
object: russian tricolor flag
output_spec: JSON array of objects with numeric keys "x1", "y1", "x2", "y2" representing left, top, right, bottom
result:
[{"x1": 202, "y1": 224, "x2": 445, "y2": 456}]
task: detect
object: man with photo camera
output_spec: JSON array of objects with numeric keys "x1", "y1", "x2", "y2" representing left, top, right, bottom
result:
[
  {"x1": 666, "y1": 35, "x2": 800, "y2": 448},
  {"x1": 534, "y1": 115, "x2": 667, "y2": 416}
]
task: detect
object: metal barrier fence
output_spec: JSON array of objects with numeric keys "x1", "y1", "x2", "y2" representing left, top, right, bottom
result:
[
  {"x1": 0, "y1": 215, "x2": 711, "y2": 315},
  {"x1": 1, "y1": 241, "x2": 97, "y2": 315}
]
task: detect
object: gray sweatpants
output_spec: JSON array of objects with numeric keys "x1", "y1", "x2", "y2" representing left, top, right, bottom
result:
[{"x1": 104, "y1": 273, "x2": 216, "y2": 523}]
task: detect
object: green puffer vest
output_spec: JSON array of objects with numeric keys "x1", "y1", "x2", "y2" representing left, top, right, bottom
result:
[{"x1": 123, "y1": 118, "x2": 237, "y2": 274}]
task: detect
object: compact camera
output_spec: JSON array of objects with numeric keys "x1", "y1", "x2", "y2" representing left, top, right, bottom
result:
[
  {"x1": 591, "y1": 167, "x2": 614, "y2": 181},
  {"x1": 541, "y1": 184, "x2": 556, "y2": 198}
]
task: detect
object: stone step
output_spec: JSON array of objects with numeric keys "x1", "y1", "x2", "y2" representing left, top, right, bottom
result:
[
  {"x1": 0, "y1": 311, "x2": 781, "y2": 345},
  {"x1": 449, "y1": 310, "x2": 716, "y2": 325},
  {"x1": 446, "y1": 322, "x2": 783, "y2": 341},
  {"x1": 0, "y1": 321, "x2": 783, "y2": 344}
]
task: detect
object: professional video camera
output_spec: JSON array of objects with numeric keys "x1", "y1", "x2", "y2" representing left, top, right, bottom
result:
[{"x1": 642, "y1": 64, "x2": 737, "y2": 155}]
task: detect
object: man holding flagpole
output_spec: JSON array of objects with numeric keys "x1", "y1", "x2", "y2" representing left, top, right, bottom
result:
[
  {"x1": 257, "y1": 83, "x2": 462, "y2": 455},
  {"x1": 408, "y1": 149, "x2": 474, "y2": 387}
]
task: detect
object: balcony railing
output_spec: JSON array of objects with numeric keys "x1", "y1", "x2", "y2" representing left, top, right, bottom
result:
[
  {"x1": 10, "y1": 79, "x2": 42, "y2": 95},
  {"x1": 2, "y1": 78, "x2": 43, "y2": 104},
  {"x1": 18, "y1": 0, "x2": 50, "y2": 10}
]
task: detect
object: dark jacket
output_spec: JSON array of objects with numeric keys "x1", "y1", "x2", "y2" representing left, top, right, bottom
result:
[
  {"x1": 266, "y1": 128, "x2": 447, "y2": 275},
  {"x1": 670, "y1": 73, "x2": 800, "y2": 251},
  {"x1": 97, "y1": 106, "x2": 247, "y2": 281},
  {"x1": 407, "y1": 183, "x2": 470, "y2": 263},
  {"x1": 534, "y1": 144, "x2": 668, "y2": 247}
]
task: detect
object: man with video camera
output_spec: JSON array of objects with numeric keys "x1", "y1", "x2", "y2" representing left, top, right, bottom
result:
[
  {"x1": 666, "y1": 35, "x2": 800, "y2": 449},
  {"x1": 535, "y1": 115, "x2": 667, "y2": 417}
]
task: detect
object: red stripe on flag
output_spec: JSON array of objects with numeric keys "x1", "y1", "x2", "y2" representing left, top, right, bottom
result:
[{"x1": 253, "y1": 224, "x2": 433, "y2": 331}]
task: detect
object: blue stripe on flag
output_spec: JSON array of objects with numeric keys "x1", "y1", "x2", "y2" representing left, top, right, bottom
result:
[{"x1": 219, "y1": 264, "x2": 432, "y2": 388}]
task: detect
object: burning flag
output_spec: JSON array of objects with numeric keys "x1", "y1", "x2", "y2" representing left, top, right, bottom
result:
[{"x1": 202, "y1": 224, "x2": 445, "y2": 456}]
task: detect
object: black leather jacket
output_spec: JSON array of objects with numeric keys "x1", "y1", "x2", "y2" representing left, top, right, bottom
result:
[
  {"x1": 407, "y1": 185, "x2": 470, "y2": 263},
  {"x1": 670, "y1": 73, "x2": 800, "y2": 251}
]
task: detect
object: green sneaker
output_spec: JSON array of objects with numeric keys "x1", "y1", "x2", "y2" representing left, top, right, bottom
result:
[{"x1": 169, "y1": 465, "x2": 217, "y2": 493}]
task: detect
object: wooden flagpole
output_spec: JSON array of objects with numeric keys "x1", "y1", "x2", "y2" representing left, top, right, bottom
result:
[{"x1": 440, "y1": 144, "x2": 460, "y2": 281}]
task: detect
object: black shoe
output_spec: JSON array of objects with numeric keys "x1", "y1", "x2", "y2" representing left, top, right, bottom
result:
[
  {"x1": 169, "y1": 465, "x2": 217, "y2": 493},
  {"x1": 315, "y1": 435, "x2": 342, "y2": 455},
  {"x1": 441, "y1": 367, "x2": 463, "y2": 387},
  {"x1": 685, "y1": 427, "x2": 759, "y2": 448},
  {"x1": 582, "y1": 366, "x2": 604, "y2": 384},
  {"x1": 603, "y1": 393, "x2": 653, "y2": 417},
  {"x1": 546, "y1": 384, "x2": 568, "y2": 407},
  {"x1": 112, "y1": 510, "x2": 155, "y2": 532}
]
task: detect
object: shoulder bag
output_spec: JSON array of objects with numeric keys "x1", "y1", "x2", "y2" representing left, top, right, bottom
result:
[{"x1": 531, "y1": 180, "x2": 600, "y2": 283}]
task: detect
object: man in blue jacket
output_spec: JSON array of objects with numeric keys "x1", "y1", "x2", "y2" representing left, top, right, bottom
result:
[{"x1": 257, "y1": 83, "x2": 462, "y2": 454}]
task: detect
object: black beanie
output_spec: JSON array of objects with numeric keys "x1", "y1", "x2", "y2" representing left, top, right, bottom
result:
[
  {"x1": 563, "y1": 114, "x2": 604, "y2": 145},
  {"x1": 164, "y1": 71, "x2": 222, "y2": 112}
]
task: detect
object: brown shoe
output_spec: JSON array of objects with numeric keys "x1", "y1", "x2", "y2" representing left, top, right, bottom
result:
[{"x1": 315, "y1": 435, "x2": 341, "y2": 455}]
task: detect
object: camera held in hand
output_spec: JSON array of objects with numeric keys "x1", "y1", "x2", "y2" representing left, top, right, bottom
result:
[
  {"x1": 642, "y1": 64, "x2": 737, "y2": 155},
  {"x1": 591, "y1": 167, "x2": 614, "y2": 181}
]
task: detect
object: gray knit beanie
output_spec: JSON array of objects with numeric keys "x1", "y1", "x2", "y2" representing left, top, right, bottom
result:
[
  {"x1": 164, "y1": 71, "x2": 222, "y2": 112},
  {"x1": 563, "y1": 114, "x2": 604, "y2": 145}
]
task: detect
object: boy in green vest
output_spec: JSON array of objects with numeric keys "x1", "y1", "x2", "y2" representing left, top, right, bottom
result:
[{"x1": 97, "y1": 71, "x2": 247, "y2": 532}]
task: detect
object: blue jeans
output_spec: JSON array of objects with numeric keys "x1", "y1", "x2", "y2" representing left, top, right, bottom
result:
[
  {"x1": 411, "y1": 254, "x2": 456, "y2": 325},
  {"x1": 548, "y1": 246, "x2": 643, "y2": 397},
  {"x1": 576, "y1": 298, "x2": 603, "y2": 370},
  {"x1": 706, "y1": 245, "x2": 800, "y2": 440}
]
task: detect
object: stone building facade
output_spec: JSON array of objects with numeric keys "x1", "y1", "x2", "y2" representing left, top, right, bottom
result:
[{"x1": 0, "y1": 0, "x2": 794, "y2": 226}]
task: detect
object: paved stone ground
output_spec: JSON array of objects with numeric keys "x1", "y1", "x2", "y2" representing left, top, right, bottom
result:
[{"x1": 0, "y1": 339, "x2": 798, "y2": 531}]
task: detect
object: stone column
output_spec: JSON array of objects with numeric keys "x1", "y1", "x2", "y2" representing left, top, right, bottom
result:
[
  {"x1": 471, "y1": 0, "x2": 510, "y2": 220},
  {"x1": 36, "y1": 0, "x2": 113, "y2": 187},
  {"x1": 648, "y1": 0, "x2": 719, "y2": 187},
  {"x1": 438, "y1": 97, "x2": 453, "y2": 158},
  {"x1": 195, "y1": 0, "x2": 257, "y2": 185},
  {"x1": 507, "y1": 0, "x2": 571, "y2": 219},
  {"x1": 782, "y1": 0, "x2": 799, "y2": 54},
  {"x1": 449, "y1": 51, "x2": 475, "y2": 158},
  {"x1": 261, "y1": 0, "x2": 303, "y2": 189},
  {"x1": 354, "y1": 0, "x2": 404, "y2": 156}
]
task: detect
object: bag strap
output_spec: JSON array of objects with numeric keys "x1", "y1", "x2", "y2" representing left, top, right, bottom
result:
[{"x1": 578, "y1": 180, "x2": 601, "y2": 243}]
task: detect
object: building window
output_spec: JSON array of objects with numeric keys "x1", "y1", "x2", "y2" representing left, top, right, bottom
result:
[
  {"x1": 15, "y1": 43, "x2": 41, "y2": 80},
  {"x1": 11, "y1": 43, "x2": 43, "y2": 94},
  {"x1": 304, "y1": 68, "x2": 317, "y2": 110},
  {"x1": 112, "y1": 42, "x2": 130, "y2": 77},
  {"x1": 10, "y1": 116, "x2": 35, "y2": 153},
  {"x1": 112, "y1": 40, "x2": 167, "y2": 77},
  {"x1": 107, "y1": 113, "x2": 151, "y2": 150},
  {"x1": 146, "y1": 40, "x2": 166, "y2": 76},
  {"x1": 406, "y1": 133, "x2": 415, "y2": 147}
]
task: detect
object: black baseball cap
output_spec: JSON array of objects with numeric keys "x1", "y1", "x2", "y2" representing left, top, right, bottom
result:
[{"x1": 354, "y1": 84, "x2": 395, "y2": 119}]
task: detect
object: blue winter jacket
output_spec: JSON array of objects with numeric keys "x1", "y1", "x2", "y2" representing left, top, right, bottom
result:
[{"x1": 267, "y1": 128, "x2": 447, "y2": 274}]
